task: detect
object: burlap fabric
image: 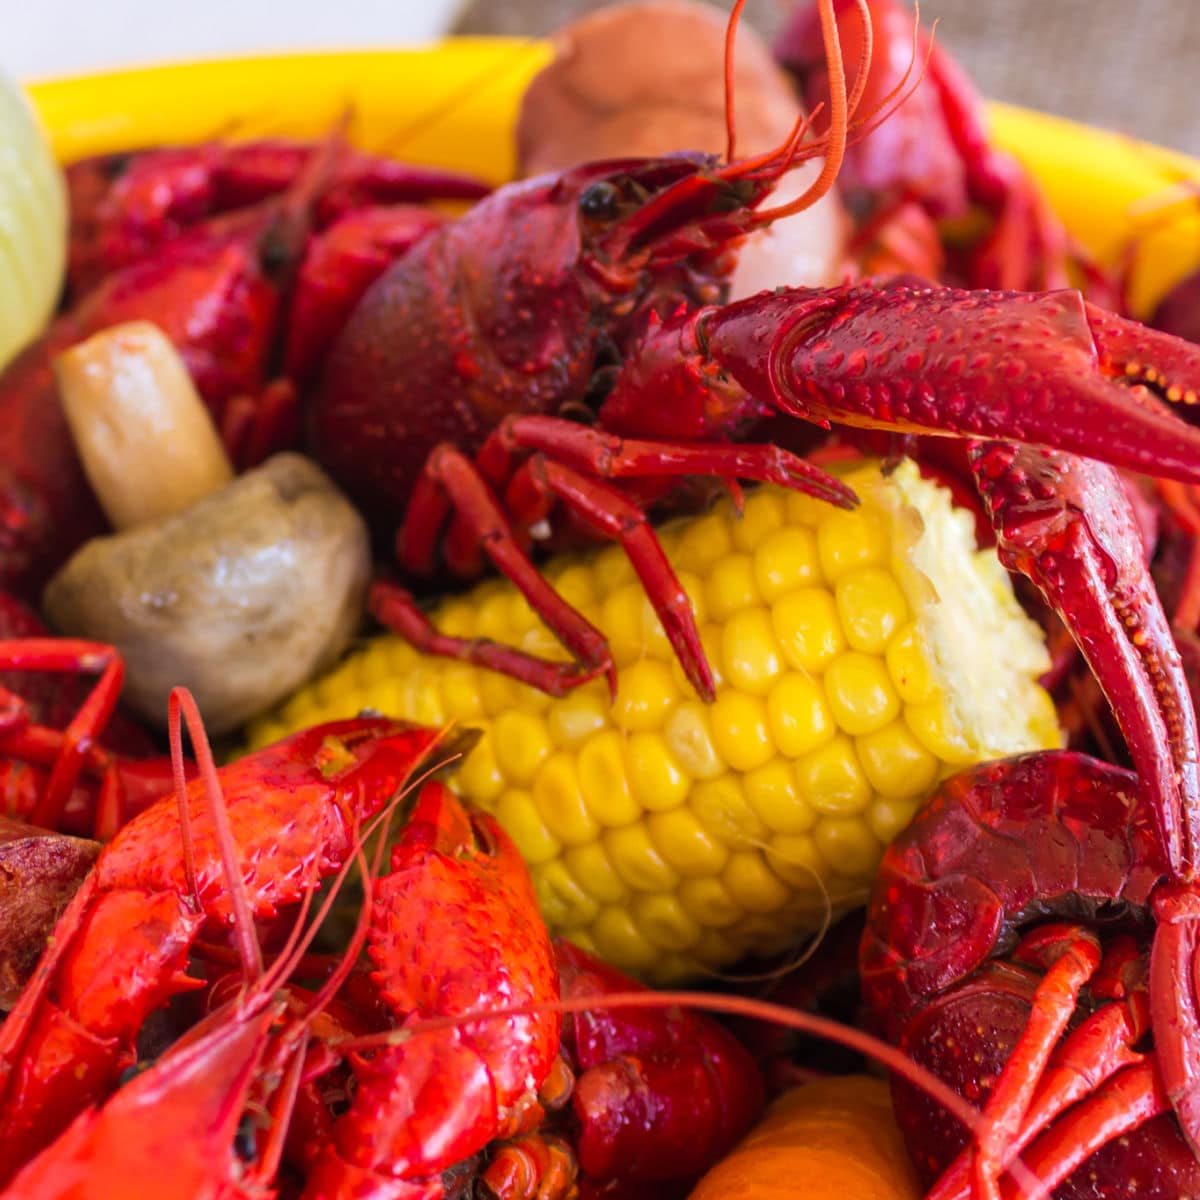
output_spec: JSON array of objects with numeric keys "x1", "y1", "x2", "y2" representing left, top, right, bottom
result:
[{"x1": 455, "y1": 0, "x2": 1200, "y2": 157}]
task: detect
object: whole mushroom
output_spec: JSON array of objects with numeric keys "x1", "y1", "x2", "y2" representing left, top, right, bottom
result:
[{"x1": 43, "y1": 324, "x2": 371, "y2": 734}]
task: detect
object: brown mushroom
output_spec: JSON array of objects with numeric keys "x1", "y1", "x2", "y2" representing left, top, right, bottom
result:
[{"x1": 43, "y1": 453, "x2": 371, "y2": 734}]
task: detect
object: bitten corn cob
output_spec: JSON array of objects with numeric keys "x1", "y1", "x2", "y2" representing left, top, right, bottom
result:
[{"x1": 247, "y1": 460, "x2": 1062, "y2": 982}]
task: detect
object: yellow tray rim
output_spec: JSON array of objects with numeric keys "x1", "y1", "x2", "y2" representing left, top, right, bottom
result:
[{"x1": 23, "y1": 38, "x2": 1200, "y2": 315}]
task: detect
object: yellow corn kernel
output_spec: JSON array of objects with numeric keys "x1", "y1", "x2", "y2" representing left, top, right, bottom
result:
[
  {"x1": 817, "y1": 508, "x2": 889, "y2": 581},
  {"x1": 605, "y1": 823, "x2": 681, "y2": 892},
  {"x1": 473, "y1": 588, "x2": 513, "y2": 643},
  {"x1": 856, "y1": 722, "x2": 939, "y2": 798},
  {"x1": 546, "y1": 685, "x2": 609, "y2": 748},
  {"x1": 250, "y1": 461, "x2": 1062, "y2": 982},
  {"x1": 814, "y1": 816, "x2": 883, "y2": 878},
  {"x1": 562, "y1": 928, "x2": 599, "y2": 958},
  {"x1": 646, "y1": 807, "x2": 731, "y2": 877},
  {"x1": 590, "y1": 906, "x2": 660, "y2": 974},
  {"x1": 767, "y1": 673, "x2": 836, "y2": 759},
  {"x1": 753, "y1": 526, "x2": 822, "y2": 601},
  {"x1": 689, "y1": 774, "x2": 770, "y2": 847},
  {"x1": 731, "y1": 488, "x2": 786, "y2": 552},
  {"x1": 577, "y1": 730, "x2": 640, "y2": 827},
  {"x1": 709, "y1": 691, "x2": 775, "y2": 772},
  {"x1": 611, "y1": 659, "x2": 679, "y2": 732},
  {"x1": 479, "y1": 670, "x2": 519, "y2": 717},
  {"x1": 723, "y1": 851, "x2": 792, "y2": 913},
  {"x1": 765, "y1": 834, "x2": 828, "y2": 893},
  {"x1": 563, "y1": 841, "x2": 628, "y2": 904},
  {"x1": 547, "y1": 562, "x2": 596, "y2": 609},
  {"x1": 905, "y1": 696, "x2": 976, "y2": 764},
  {"x1": 823, "y1": 652, "x2": 901, "y2": 736},
  {"x1": 436, "y1": 662, "x2": 486, "y2": 721},
  {"x1": 624, "y1": 732, "x2": 690, "y2": 812},
  {"x1": 533, "y1": 870, "x2": 571, "y2": 928},
  {"x1": 744, "y1": 759, "x2": 815, "y2": 835},
  {"x1": 593, "y1": 543, "x2": 636, "y2": 593},
  {"x1": 630, "y1": 893, "x2": 704, "y2": 951},
  {"x1": 533, "y1": 860, "x2": 600, "y2": 928},
  {"x1": 673, "y1": 509, "x2": 734, "y2": 573},
  {"x1": 868, "y1": 796, "x2": 923, "y2": 846},
  {"x1": 722, "y1": 607, "x2": 784, "y2": 695},
  {"x1": 886, "y1": 623, "x2": 936, "y2": 703},
  {"x1": 795, "y1": 735, "x2": 873, "y2": 815},
  {"x1": 677, "y1": 877, "x2": 742, "y2": 927},
  {"x1": 602, "y1": 583, "x2": 650, "y2": 667},
  {"x1": 434, "y1": 599, "x2": 476, "y2": 639},
  {"x1": 836, "y1": 566, "x2": 908, "y2": 654},
  {"x1": 772, "y1": 587, "x2": 846, "y2": 672},
  {"x1": 456, "y1": 731, "x2": 506, "y2": 803},
  {"x1": 706, "y1": 553, "x2": 760, "y2": 621},
  {"x1": 492, "y1": 711, "x2": 553, "y2": 785},
  {"x1": 664, "y1": 700, "x2": 725, "y2": 780},
  {"x1": 493, "y1": 788, "x2": 562, "y2": 865},
  {"x1": 532, "y1": 753, "x2": 602, "y2": 845}
]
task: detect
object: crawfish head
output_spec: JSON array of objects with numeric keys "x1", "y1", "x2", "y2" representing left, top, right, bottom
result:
[{"x1": 312, "y1": 151, "x2": 798, "y2": 524}]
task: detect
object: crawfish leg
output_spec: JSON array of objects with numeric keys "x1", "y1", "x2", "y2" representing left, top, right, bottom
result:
[
  {"x1": 0, "y1": 640, "x2": 126, "y2": 833},
  {"x1": 930, "y1": 978, "x2": 1149, "y2": 1200},
  {"x1": 388, "y1": 445, "x2": 614, "y2": 695},
  {"x1": 930, "y1": 925, "x2": 1101, "y2": 1200},
  {"x1": 1002, "y1": 1063, "x2": 1171, "y2": 1200},
  {"x1": 475, "y1": 413, "x2": 857, "y2": 509},
  {"x1": 497, "y1": 455, "x2": 716, "y2": 700}
]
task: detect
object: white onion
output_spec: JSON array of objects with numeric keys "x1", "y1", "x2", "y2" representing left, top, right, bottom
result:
[{"x1": 0, "y1": 72, "x2": 66, "y2": 372}]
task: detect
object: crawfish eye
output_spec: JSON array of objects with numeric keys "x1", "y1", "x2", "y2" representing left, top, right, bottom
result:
[{"x1": 579, "y1": 181, "x2": 620, "y2": 220}]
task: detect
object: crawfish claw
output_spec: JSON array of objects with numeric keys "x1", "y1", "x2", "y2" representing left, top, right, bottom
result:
[
  {"x1": 705, "y1": 282, "x2": 1200, "y2": 484},
  {"x1": 969, "y1": 442, "x2": 1200, "y2": 878}
]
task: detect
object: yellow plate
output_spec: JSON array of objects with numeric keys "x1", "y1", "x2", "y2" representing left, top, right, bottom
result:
[{"x1": 24, "y1": 40, "x2": 1200, "y2": 315}]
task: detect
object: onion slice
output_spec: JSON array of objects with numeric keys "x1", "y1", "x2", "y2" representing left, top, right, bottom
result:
[{"x1": 0, "y1": 71, "x2": 66, "y2": 373}]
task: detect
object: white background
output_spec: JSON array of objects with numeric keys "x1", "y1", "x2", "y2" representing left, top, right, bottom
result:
[{"x1": 2, "y1": 0, "x2": 466, "y2": 81}]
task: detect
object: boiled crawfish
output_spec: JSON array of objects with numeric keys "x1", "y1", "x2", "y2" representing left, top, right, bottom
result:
[{"x1": 299, "y1": 0, "x2": 1200, "y2": 728}]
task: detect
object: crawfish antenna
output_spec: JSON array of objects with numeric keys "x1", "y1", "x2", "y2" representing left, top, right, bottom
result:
[
  {"x1": 750, "y1": 0, "x2": 866, "y2": 224},
  {"x1": 723, "y1": 0, "x2": 748, "y2": 163},
  {"x1": 169, "y1": 687, "x2": 264, "y2": 984}
]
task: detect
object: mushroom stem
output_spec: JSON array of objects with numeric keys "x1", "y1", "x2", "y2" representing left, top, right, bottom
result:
[{"x1": 54, "y1": 321, "x2": 234, "y2": 531}]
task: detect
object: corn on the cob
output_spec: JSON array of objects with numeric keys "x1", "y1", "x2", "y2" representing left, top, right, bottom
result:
[{"x1": 247, "y1": 460, "x2": 1062, "y2": 982}]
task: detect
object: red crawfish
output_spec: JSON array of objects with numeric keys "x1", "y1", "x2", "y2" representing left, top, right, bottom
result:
[
  {"x1": 64, "y1": 137, "x2": 489, "y2": 298},
  {"x1": 0, "y1": 711, "x2": 458, "y2": 1184},
  {"x1": 308, "y1": 0, "x2": 1200, "y2": 708},
  {"x1": 315, "y1": 190, "x2": 1200, "y2": 703},
  {"x1": 301, "y1": 775, "x2": 565, "y2": 1199},
  {"x1": 0, "y1": 688, "x2": 387, "y2": 1200},
  {"x1": 857, "y1": 442, "x2": 1200, "y2": 1196},
  {"x1": 861, "y1": 752, "x2": 1200, "y2": 1199},
  {"x1": 775, "y1": 0, "x2": 1114, "y2": 301}
]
